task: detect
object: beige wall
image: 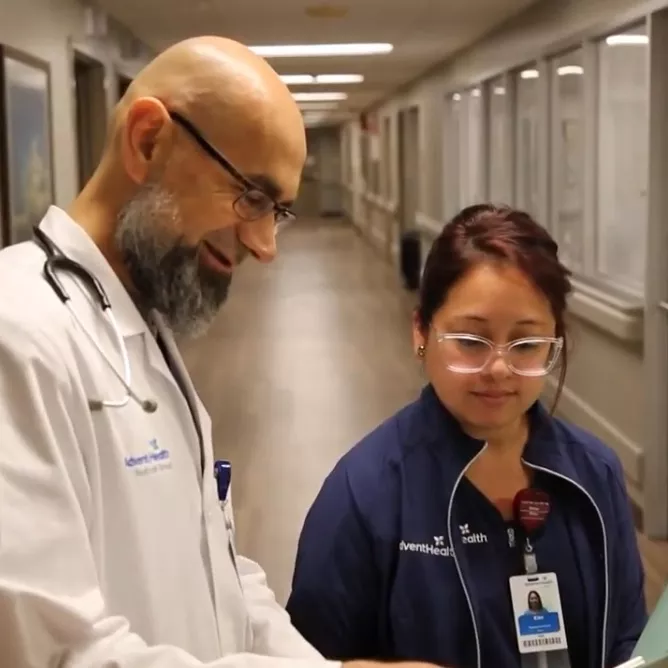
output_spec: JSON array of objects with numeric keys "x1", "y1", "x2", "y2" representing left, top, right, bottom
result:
[
  {"x1": 0, "y1": 0, "x2": 152, "y2": 208},
  {"x1": 340, "y1": 0, "x2": 667, "y2": 515}
]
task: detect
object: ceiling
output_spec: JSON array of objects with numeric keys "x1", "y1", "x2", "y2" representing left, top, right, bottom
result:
[{"x1": 94, "y1": 0, "x2": 541, "y2": 125}]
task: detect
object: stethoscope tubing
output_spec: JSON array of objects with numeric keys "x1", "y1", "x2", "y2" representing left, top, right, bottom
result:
[{"x1": 32, "y1": 225, "x2": 157, "y2": 413}]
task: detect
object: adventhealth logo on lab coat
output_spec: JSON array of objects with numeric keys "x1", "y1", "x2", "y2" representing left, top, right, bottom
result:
[
  {"x1": 399, "y1": 524, "x2": 488, "y2": 558},
  {"x1": 124, "y1": 438, "x2": 172, "y2": 476}
]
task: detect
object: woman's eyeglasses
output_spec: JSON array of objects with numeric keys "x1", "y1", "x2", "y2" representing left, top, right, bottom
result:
[{"x1": 433, "y1": 333, "x2": 563, "y2": 376}]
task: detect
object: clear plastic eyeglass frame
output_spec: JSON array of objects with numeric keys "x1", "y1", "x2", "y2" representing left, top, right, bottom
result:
[{"x1": 433, "y1": 332, "x2": 564, "y2": 377}]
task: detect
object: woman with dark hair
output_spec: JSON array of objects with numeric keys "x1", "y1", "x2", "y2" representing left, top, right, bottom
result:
[
  {"x1": 525, "y1": 590, "x2": 547, "y2": 615},
  {"x1": 286, "y1": 205, "x2": 646, "y2": 668}
]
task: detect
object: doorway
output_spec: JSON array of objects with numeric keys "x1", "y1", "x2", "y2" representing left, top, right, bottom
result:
[
  {"x1": 397, "y1": 106, "x2": 420, "y2": 234},
  {"x1": 73, "y1": 52, "x2": 106, "y2": 189},
  {"x1": 118, "y1": 73, "x2": 132, "y2": 100},
  {"x1": 295, "y1": 126, "x2": 343, "y2": 218}
]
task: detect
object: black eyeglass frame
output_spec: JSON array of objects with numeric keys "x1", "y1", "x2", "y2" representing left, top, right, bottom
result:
[{"x1": 168, "y1": 110, "x2": 296, "y2": 225}]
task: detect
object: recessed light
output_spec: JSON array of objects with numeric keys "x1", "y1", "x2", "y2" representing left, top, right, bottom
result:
[
  {"x1": 557, "y1": 65, "x2": 583, "y2": 76},
  {"x1": 292, "y1": 92, "x2": 348, "y2": 101},
  {"x1": 520, "y1": 69, "x2": 539, "y2": 79},
  {"x1": 250, "y1": 43, "x2": 393, "y2": 57},
  {"x1": 605, "y1": 34, "x2": 648, "y2": 46},
  {"x1": 280, "y1": 74, "x2": 364, "y2": 85}
]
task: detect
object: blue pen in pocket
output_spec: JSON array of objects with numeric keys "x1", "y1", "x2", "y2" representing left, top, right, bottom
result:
[{"x1": 214, "y1": 459, "x2": 232, "y2": 507}]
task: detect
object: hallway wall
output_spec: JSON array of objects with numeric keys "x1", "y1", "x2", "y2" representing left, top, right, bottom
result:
[
  {"x1": 0, "y1": 0, "x2": 152, "y2": 207},
  {"x1": 339, "y1": 0, "x2": 668, "y2": 529}
]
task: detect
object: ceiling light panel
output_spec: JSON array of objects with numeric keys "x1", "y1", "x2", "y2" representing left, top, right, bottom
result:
[
  {"x1": 280, "y1": 74, "x2": 364, "y2": 85},
  {"x1": 297, "y1": 102, "x2": 342, "y2": 110},
  {"x1": 281, "y1": 75, "x2": 316, "y2": 84},
  {"x1": 292, "y1": 92, "x2": 348, "y2": 101},
  {"x1": 605, "y1": 34, "x2": 648, "y2": 45},
  {"x1": 250, "y1": 43, "x2": 393, "y2": 57}
]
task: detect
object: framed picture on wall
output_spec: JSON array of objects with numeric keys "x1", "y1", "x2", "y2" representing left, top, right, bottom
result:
[{"x1": 0, "y1": 45, "x2": 54, "y2": 247}]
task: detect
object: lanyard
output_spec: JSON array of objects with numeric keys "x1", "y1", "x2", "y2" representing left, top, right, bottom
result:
[
  {"x1": 511, "y1": 488, "x2": 573, "y2": 668},
  {"x1": 513, "y1": 487, "x2": 551, "y2": 571}
]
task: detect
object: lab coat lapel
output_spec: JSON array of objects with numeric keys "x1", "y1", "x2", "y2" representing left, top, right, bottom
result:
[
  {"x1": 148, "y1": 313, "x2": 216, "y2": 475},
  {"x1": 146, "y1": 316, "x2": 250, "y2": 650},
  {"x1": 150, "y1": 314, "x2": 204, "y2": 438}
]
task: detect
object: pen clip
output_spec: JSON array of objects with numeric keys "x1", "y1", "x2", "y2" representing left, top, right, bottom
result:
[{"x1": 214, "y1": 459, "x2": 232, "y2": 504}]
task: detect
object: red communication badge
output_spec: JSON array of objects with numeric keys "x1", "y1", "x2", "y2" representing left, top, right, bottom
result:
[{"x1": 512, "y1": 488, "x2": 551, "y2": 535}]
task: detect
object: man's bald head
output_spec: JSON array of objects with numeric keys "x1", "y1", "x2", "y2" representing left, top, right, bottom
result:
[
  {"x1": 77, "y1": 36, "x2": 307, "y2": 338},
  {"x1": 113, "y1": 37, "x2": 305, "y2": 164}
]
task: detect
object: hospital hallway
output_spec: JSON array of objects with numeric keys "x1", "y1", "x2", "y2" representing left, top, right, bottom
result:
[
  {"x1": 180, "y1": 216, "x2": 424, "y2": 606},
  {"x1": 180, "y1": 216, "x2": 668, "y2": 613}
]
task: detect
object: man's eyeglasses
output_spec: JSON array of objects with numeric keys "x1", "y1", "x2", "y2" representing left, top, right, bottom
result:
[
  {"x1": 168, "y1": 111, "x2": 296, "y2": 227},
  {"x1": 434, "y1": 333, "x2": 563, "y2": 377}
]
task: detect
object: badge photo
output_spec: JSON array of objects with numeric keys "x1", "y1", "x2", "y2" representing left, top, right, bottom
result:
[{"x1": 509, "y1": 573, "x2": 568, "y2": 654}]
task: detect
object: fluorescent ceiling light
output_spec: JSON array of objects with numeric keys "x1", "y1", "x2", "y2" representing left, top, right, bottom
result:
[
  {"x1": 298, "y1": 102, "x2": 341, "y2": 111},
  {"x1": 557, "y1": 65, "x2": 583, "y2": 76},
  {"x1": 280, "y1": 74, "x2": 364, "y2": 85},
  {"x1": 520, "y1": 69, "x2": 539, "y2": 79},
  {"x1": 281, "y1": 74, "x2": 316, "y2": 84},
  {"x1": 315, "y1": 73, "x2": 364, "y2": 84},
  {"x1": 606, "y1": 34, "x2": 648, "y2": 45},
  {"x1": 250, "y1": 43, "x2": 393, "y2": 57},
  {"x1": 292, "y1": 92, "x2": 348, "y2": 102},
  {"x1": 302, "y1": 111, "x2": 329, "y2": 121}
]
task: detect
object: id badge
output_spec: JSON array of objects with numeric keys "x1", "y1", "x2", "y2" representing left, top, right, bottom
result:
[{"x1": 509, "y1": 573, "x2": 568, "y2": 654}]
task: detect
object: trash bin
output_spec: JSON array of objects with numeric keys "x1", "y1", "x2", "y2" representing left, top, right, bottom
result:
[{"x1": 400, "y1": 229, "x2": 422, "y2": 291}]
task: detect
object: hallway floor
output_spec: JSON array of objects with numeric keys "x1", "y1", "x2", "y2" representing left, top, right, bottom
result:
[
  {"x1": 181, "y1": 217, "x2": 423, "y2": 605},
  {"x1": 181, "y1": 217, "x2": 667, "y2": 612}
]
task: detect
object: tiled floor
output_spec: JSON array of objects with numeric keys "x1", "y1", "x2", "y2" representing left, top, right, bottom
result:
[{"x1": 181, "y1": 217, "x2": 667, "y2": 611}]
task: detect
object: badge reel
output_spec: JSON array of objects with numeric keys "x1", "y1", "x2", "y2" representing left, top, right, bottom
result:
[
  {"x1": 509, "y1": 489, "x2": 570, "y2": 667},
  {"x1": 513, "y1": 488, "x2": 550, "y2": 574}
]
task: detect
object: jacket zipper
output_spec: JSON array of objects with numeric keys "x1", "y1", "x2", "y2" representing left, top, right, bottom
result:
[
  {"x1": 447, "y1": 445, "x2": 486, "y2": 668},
  {"x1": 522, "y1": 460, "x2": 610, "y2": 668},
  {"x1": 447, "y1": 451, "x2": 609, "y2": 668}
]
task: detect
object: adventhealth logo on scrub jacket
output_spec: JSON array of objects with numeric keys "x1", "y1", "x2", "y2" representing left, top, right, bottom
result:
[
  {"x1": 399, "y1": 524, "x2": 488, "y2": 558},
  {"x1": 124, "y1": 438, "x2": 172, "y2": 476}
]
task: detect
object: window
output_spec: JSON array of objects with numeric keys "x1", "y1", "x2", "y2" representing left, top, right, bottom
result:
[
  {"x1": 382, "y1": 116, "x2": 392, "y2": 198},
  {"x1": 550, "y1": 48, "x2": 585, "y2": 272},
  {"x1": 596, "y1": 23, "x2": 649, "y2": 292},
  {"x1": 515, "y1": 64, "x2": 541, "y2": 217},
  {"x1": 489, "y1": 75, "x2": 511, "y2": 204},
  {"x1": 445, "y1": 92, "x2": 462, "y2": 217},
  {"x1": 464, "y1": 86, "x2": 485, "y2": 206}
]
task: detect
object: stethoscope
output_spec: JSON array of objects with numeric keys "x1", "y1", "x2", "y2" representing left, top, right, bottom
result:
[{"x1": 33, "y1": 225, "x2": 158, "y2": 414}]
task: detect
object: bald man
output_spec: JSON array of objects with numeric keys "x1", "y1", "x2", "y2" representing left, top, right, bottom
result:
[{"x1": 0, "y1": 37, "x2": 445, "y2": 668}]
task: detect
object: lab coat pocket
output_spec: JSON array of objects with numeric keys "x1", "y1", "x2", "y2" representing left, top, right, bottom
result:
[
  {"x1": 221, "y1": 500, "x2": 242, "y2": 583},
  {"x1": 205, "y1": 495, "x2": 251, "y2": 651}
]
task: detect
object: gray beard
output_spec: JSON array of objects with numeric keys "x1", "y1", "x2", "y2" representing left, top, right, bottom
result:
[{"x1": 114, "y1": 181, "x2": 232, "y2": 339}]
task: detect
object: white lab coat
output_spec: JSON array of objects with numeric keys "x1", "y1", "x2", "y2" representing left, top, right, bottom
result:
[{"x1": 0, "y1": 207, "x2": 339, "y2": 668}]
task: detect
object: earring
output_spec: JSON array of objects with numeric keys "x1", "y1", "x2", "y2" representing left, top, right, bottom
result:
[{"x1": 416, "y1": 345, "x2": 426, "y2": 358}]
